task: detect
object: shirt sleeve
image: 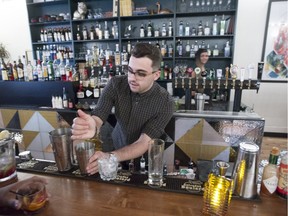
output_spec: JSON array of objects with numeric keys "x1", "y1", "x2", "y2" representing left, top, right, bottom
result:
[
  {"x1": 91, "y1": 77, "x2": 116, "y2": 122},
  {"x1": 141, "y1": 96, "x2": 175, "y2": 139}
]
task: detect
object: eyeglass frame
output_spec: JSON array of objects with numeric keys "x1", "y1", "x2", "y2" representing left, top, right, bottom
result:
[{"x1": 126, "y1": 67, "x2": 159, "y2": 80}]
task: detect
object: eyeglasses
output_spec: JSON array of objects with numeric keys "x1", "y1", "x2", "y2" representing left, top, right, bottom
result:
[{"x1": 126, "y1": 68, "x2": 158, "y2": 80}]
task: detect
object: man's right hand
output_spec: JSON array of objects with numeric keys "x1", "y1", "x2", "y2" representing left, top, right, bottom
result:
[{"x1": 71, "y1": 109, "x2": 96, "y2": 140}]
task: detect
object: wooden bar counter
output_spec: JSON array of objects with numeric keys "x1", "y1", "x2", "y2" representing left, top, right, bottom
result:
[{"x1": 5, "y1": 172, "x2": 287, "y2": 216}]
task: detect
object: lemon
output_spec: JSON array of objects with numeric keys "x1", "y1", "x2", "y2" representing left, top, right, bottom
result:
[{"x1": 0, "y1": 130, "x2": 10, "y2": 140}]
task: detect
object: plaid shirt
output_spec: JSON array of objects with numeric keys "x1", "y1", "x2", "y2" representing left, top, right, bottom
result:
[{"x1": 91, "y1": 75, "x2": 174, "y2": 149}]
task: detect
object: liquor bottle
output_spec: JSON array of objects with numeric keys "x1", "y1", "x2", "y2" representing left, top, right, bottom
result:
[
  {"x1": 26, "y1": 60, "x2": 34, "y2": 81},
  {"x1": 127, "y1": 41, "x2": 131, "y2": 55},
  {"x1": 59, "y1": 58, "x2": 66, "y2": 81},
  {"x1": 121, "y1": 46, "x2": 128, "y2": 67},
  {"x1": 179, "y1": 0, "x2": 187, "y2": 13},
  {"x1": 65, "y1": 59, "x2": 72, "y2": 81},
  {"x1": 212, "y1": 44, "x2": 219, "y2": 57},
  {"x1": 42, "y1": 57, "x2": 49, "y2": 81},
  {"x1": 179, "y1": 21, "x2": 184, "y2": 36},
  {"x1": 168, "y1": 44, "x2": 173, "y2": 57},
  {"x1": 220, "y1": 14, "x2": 226, "y2": 36},
  {"x1": 98, "y1": 24, "x2": 103, "y2": 40},
  {"x1": 197, "y1": 20, "x2": 203, "y2": 36},
  {"x1": 0, "y1": 59, "x2": 8, "y2": 81},
  {"x1": 185, "y1": 40, "x2": 191, "y2": 57},
  {"x1": 89, "y1": 68, "x2": 96, "y2": 89},
  {"x1": 224, "y1": 41, "x2": 230, "y2": 57},
  {"x1": 36, "y1": 59, "x2": 43, "y2": 81},
  {"x1": 114, "y1": 44, "x2": 121, "y2": 67},
  {"x1": 207, "y1": 44, "x2": 211, "y2": 56},
  {"x1": 161, "y1": 23, "x2": 167, "y2": 37},
  {"x1": 40, "y1": 28, "x2": 45, "y2": 42},
  {"x1": 277, "y1": 152, "x2": 288, "y2": 199},
  {"x1": 82, "y1": 25, "x2": 88, "y2": 40},
  {"x1": 62, "y1": 87, "x2": 68, "y2": 108},
  {"x1": 188, "y1": 0, "x2": 194, "y2": 12},
  {"x1": 140, "y1": 155, "x2": 146, "y2": 173},
  {"x1": 104, "y1": 21, "x2": 110, "y2": 39},
  {"x1": 160, "y1": 61, "x2": 165, "y2": 80},
  {"x1": 176, "y1": 39, "x2": 183, "y2": 56},
  {"x1": 77, "y1": 81, "x2": 85, "y2": 99},
  {"x1": 76, "y1": 25, "x2": 81, "y2": 40},
  {"x1": 140, "y1": 23, "x2": 145, "y2": 37},
  {"x1": 261, "y1": 147, "x2": 280, "y2": 196},
  {"x1": 147, "y1": 20, "x2": 153, "y2": 37},
  {"x1": 154, "y1": 25, "x2": 160, "y2": 37},
  {"x1": 129, "y1": 159, "x2": 134, "y2": 172},
  {"x1": 7, "y1": 63, "x2": 14, "y2": 81},
  {"x1": 112, "y1": 21, "x2": 119, "y2": 39},
  {"x1": 90, "y1": 25, "x2": 95, "y2": 40},
  {"x1": 13, "y1": 61, "x2": 18, "y2": 81},
  {"x1": 160, "y1": 40, "x2": 167, "y2": 57},
  {"x1": 194, "y1": 40, "x2": 199, "y2": 52},
  {"x1": 212, "y1": 15, "x2": 218, "y2": 36},
  {"x1": 32, "y1": 60, "x2": 38, "y2": 81},
  {"x1": 47, "y1": 58, "x2": 55, "y2": 81},
  {"x1": 168, "y1": 20, "x2": 173, "y2": 36},
  {"x1": 185, "y1": 22, "x2": 190, "y2": 36},
  {"x1": 17, "y1": 57, "x2": 24, "y2": 81},
  {"x1": 204, "y1": 21, "x2": 211, "y2": 36},
  {"x1": 53, "y1": 56, "x2": 60, "y2": 81}
]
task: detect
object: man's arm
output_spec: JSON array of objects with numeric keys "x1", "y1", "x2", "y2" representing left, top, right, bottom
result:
[{"x1": 111, "y1": 133, "x2": 151, "y2": 162}]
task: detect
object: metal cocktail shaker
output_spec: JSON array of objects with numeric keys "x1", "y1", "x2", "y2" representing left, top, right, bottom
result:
[{"x1": 232, "y1": 142, "x2": 260, "y2": 199}]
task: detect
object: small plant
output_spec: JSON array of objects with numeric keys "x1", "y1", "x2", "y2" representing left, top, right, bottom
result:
[{"x1": 0, "y1": 43, "x2": 10, "y2": 65}]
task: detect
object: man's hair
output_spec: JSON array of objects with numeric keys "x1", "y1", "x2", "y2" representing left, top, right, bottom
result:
[{"x1": 131, "y1": 43, "x2": 162, "y2": 71}]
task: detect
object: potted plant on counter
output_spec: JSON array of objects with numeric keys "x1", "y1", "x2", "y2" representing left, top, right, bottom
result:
[{"x1": 0, "y1": 43, "x2": 10, "y2": 67}]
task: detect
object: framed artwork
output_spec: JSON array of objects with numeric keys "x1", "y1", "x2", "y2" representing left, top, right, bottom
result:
[{"x1": 261, "y1": 0, "x2": 288, "y2": 81}]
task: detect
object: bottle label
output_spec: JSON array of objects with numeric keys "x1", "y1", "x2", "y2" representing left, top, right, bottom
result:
[
  {"x1": 263, "y1": 175, "x2": 279, "y2": 194},
  {"x1": 277, "y1": 162, "x2": 288, "y2": 195}
]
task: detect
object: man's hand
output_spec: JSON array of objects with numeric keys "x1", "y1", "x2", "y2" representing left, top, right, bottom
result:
[
  {"x1": 86, "y1": 151, "x2": 109, "y2": 175},
  {"x1": 71, "y1": 109, "x2": 97, "y2": 140}
]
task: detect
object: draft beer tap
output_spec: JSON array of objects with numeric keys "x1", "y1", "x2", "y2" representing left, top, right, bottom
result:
[
  {"x1": 173, "y1": 66, "x2": 180, "y2": 88},
  {"x1": 194, "y1": 67, "x2": 201, "y2": 89},
  {"x1": 216, "y1": 69, "x2": 222, "y2": 89},
  {"x1": 201, "y1": 70, "x2": 207, "y2": 89},
  {"x1": 247, "y1": 63, "x2": 254, "y2": 89},
  {"x1": 240, "y1": 67, "x2": 245, "y2": 89},
  {"x1": 225, "y1": 67, "x2": 229, "y2": 89},
  {"x1": 230, "y1": 64, "x2": 238, "y2": 89}
]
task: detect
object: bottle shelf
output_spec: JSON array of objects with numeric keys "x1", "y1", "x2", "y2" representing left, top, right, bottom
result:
[
  {"x1": 26, "y1": 0, "x2": 68, "y2": 6},
  {"x1": 73, "y1": 38, "x2": 119, "y2": 43},
  {"x1": 175, "y1": 35, "x2": 234, "y2": 39},
  {"x1": 121, "y1": 36, "x2": 174, "y2": 41},
  {"x1": 32, "y1": 41, "x2": 72, "y2": 45},
  {"x1": 120, "y1": 13, "x2": 174, "y2": 20},
  {"x1": 175, "y1": 56, "x2": 232, "y2": 60},
  {"x1": 29, "y1": 20, "x2": 71, "y2": 26},
  {"x1": 72, "y1": 16, "x2": 118, "y2": 23},
  {"x1": 175, "y1": 9, "x2": 237, "y2": 17}
]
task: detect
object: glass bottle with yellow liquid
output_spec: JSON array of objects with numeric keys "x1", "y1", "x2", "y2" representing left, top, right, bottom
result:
[
  {"x1": 261, "y1": 147, "x2": 280, "y2": 196},
  {"x1": 86, "y1": 129, "x2": 103, "y2": 152}
]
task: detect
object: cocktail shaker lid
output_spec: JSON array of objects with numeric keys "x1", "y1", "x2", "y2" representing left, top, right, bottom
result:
[{"x1": 239, "y1": 142, "x2": 259, "y2": 153}]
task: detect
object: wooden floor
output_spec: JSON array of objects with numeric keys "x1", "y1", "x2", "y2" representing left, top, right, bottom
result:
[{"x1": 260, "y1": 136, "x2": 288, "y2": 161}]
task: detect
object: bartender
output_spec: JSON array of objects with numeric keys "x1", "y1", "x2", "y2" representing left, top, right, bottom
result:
[{"x1": 71, "y1": 43, "x2": 175, "y2": 174}]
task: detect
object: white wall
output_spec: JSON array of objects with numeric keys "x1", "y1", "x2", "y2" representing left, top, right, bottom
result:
[
  {"x1": 0, "y1": 0, "x2": 32, "y2": 61},
  {"x1": 234, "y1": 0, "x2": 287, "y2": 133},
  {"x1": 0, "y1": 0, "x2": 287, "y2": 133}
]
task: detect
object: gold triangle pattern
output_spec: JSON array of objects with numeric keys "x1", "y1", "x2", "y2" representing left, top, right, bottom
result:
[
  {"x1": 21, "y1": 131, "x2": 39, "y2": 150},
  {"x1": 18, "y1": 110, "x2": 35, "y2": 129},
  {"x1": 176, "y1": 119, "x2": 204, "y2": 160},
  {"x1": 38, "y1": 111, "x2": 58, "y2": 129},
  {"x1": 0, "y1": 109, "x2": 17, "y2": 128},
  {"x1": 199, "y1": 145, "x2": 229, "y2": 160}
]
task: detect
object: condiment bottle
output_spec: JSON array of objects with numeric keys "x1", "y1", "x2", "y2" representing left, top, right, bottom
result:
[
  {"x1": 261, "y1": 147, "x2": 280, "y2": 196},
  {"x1": 276, "y1": 152, "x2": 288, "y2": 199}
]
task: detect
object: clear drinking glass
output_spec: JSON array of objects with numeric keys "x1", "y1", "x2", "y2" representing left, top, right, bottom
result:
[
  {"x1": 148, "y1": 139, "x2": 165, "y2": 188},
  {"x1": 98, "y1": 153, "x2": 118, "y2": 181}
]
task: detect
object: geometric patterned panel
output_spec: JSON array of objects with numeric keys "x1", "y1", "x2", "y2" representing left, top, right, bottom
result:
[
  {"x1": 21, "y1": 130, "x2": 39, "y2": 150},
  {"x1": 0, "y1": 109, "x2": 20, "y2": 129},
  {"x1": 18, "y1": 110, "x2": 37, "y2": 130},
  {"x1": 0, "y1": 109, "x2": 4, "y2": 128},
  {"x1": 175, "y1": 118, "x2": 229, "y2": 162},
  {"x1": 38, "y1": 111, "x2": 58, "y2": 129},
  {"x1": 37, "y1": 113, "x2": 55, "y2": 133}
]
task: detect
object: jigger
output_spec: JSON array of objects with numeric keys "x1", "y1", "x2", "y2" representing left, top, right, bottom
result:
[{"x1": 217, "y1": 161, "x2": 230, "y2": 177}]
